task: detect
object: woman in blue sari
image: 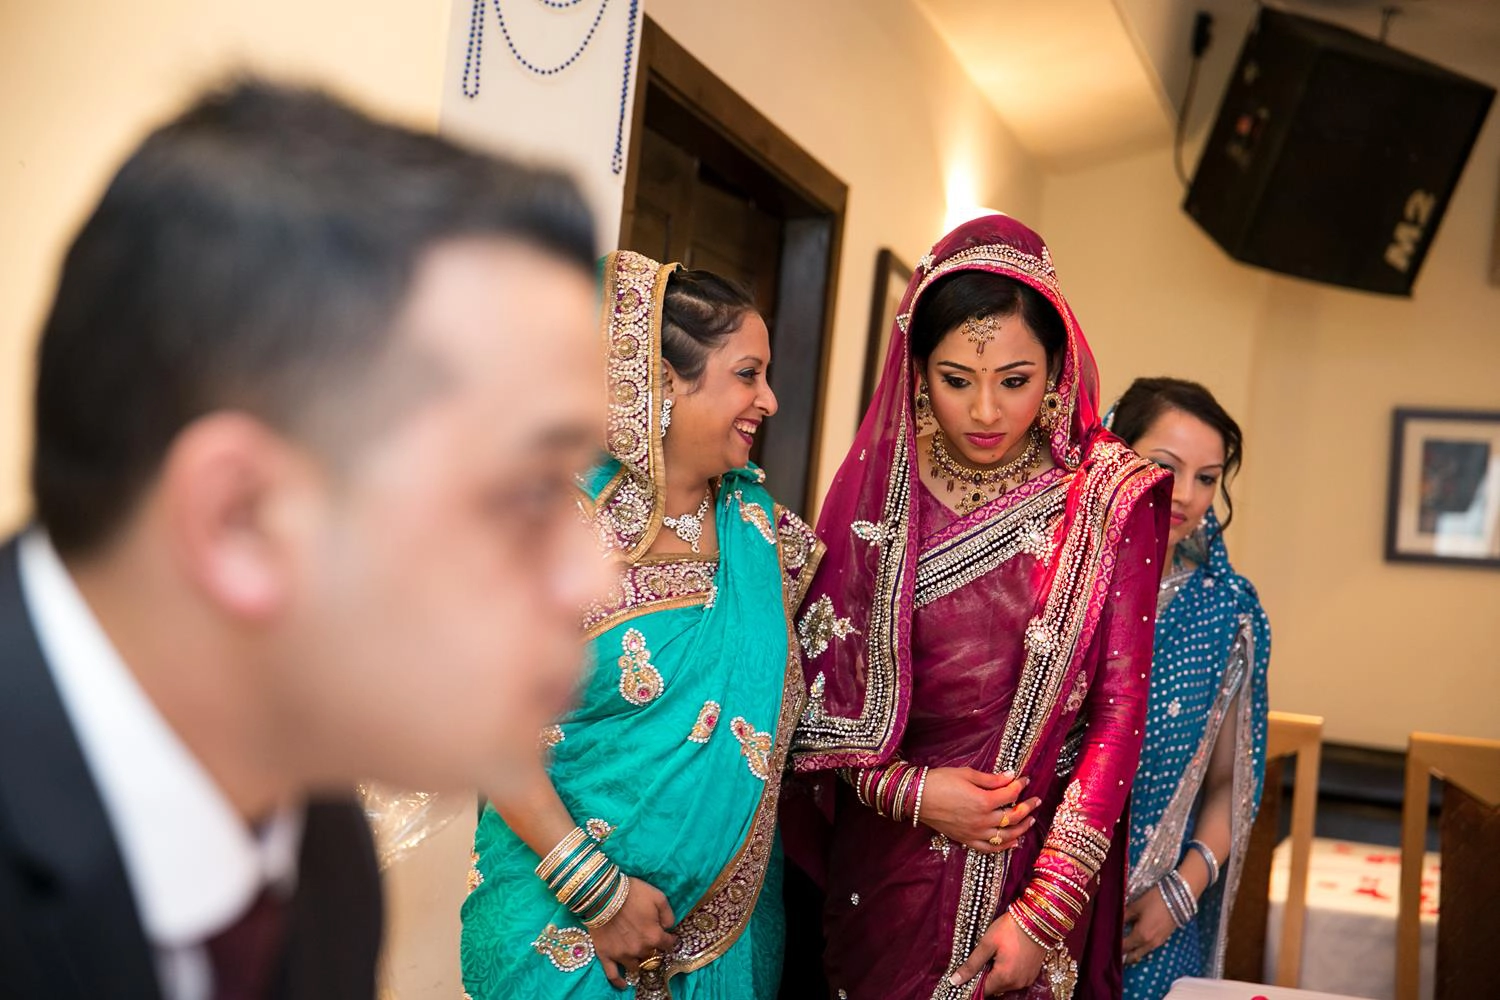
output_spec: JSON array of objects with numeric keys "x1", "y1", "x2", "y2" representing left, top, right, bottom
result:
[
  {"x1": 461, "y1": 251, "x2": 821, "y2": 999},
  {"x1": 1108, "y1": 378, "x2": 1271, "y2": 998}
]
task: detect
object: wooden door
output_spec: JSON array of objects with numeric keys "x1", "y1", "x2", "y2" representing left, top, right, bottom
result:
[
  {"x1": 627, "y1": 126, "x2": 783, "y2": 468},
  {"x1": 620, "y1": 20, "x2": 846, "y2": 514}
]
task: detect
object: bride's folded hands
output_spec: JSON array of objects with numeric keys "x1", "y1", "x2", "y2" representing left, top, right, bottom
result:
[{"x1": 916, "y1": 767, "x2": 1041, "y2": 853}]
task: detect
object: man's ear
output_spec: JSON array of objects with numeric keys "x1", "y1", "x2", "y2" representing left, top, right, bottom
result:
[{"x1": 158, "y1": 412, "x2": 304, "y2": 623}]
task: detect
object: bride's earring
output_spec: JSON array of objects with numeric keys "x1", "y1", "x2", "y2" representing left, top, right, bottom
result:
[
  {"x1": 660, "y1": 397, "x2": 674, "y2": 438},
  {"x1": 1037, "y1": 380, "x2": 1062, "y2": 430},
  {"x1": 915, "y1": 380, "x2": 932, "y2": 418}
]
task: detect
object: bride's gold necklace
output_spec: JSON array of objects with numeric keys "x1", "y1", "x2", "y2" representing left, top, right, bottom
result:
[{"x1": 929, "y1": 428, "x2": 1043, "y2": 515}]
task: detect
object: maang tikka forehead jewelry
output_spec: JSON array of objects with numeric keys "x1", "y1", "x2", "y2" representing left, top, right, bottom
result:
[{"x1": 961, "y1": 313, "x2": 1003, "y2": 354}]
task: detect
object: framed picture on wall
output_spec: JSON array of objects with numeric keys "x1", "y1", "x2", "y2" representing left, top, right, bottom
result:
[
  {"x1": 1385, "y1": 408, "x2": 1500, "y2": 568},
  {"x1": 861, "y1": 249, "x2": 913, "y2": 414}
]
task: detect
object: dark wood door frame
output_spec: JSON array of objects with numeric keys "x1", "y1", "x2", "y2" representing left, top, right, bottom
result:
[{"x1": 620, "y1": 17, "x2": 847, "y2": 515}]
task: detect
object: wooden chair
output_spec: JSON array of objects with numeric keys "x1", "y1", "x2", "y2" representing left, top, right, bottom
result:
[
  {"x1": 1225, "y1": 711, "x2": 1322, "y2": 987},
  {"x1": 1396, "y1": 733, "x2": 1500, "y2": 1000}
]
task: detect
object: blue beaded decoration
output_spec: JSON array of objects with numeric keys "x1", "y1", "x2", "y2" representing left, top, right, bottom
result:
[{"x1": 461, "y1": 0, "x2": 640, "y2": 175}]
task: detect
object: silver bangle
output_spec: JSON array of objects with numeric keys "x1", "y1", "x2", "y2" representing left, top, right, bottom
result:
[
  {"x1": 1186, "y1": 839, "x2": 1220, "y2": 887},
  {"x1": 1157, "y1": 869, "x2": 1198, "y2": 929},
  {"x1": 912, "y1": 767, "x2": 930, "y2": 828}
]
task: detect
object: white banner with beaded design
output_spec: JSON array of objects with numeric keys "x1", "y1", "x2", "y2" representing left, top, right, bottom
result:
[{"x1": 440, "y1": 0, "x2": 643, "y2": 248}]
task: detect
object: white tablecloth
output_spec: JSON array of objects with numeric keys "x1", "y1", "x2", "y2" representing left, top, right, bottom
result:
[
  {"x1": 1264, "y1": 837, "x2": 1438, "y2": 1000},
  {"x1": 1166, "y1": 976, "x2": 1367, "y2": 1000}
]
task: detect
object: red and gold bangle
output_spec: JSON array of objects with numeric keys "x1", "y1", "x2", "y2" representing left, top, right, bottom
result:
[
  {"x1": 1013, "y1": 881, "x2": 1077, "y2": 943},
  {"x1": 848, "y1": 761, "x2": 927, "y2": 824},
  {"x1": 1009, "y1": 901, "x2": 1057, "y2": 952},
  {"x1": 1009, "y1": 895, "x2": 1066, "y2": 947},
  {"x1": 1026, "y1": 890, "x2": 1077, "y2": 932},
  {"x1": 1030, "y1": 875, "x2": 1086, "y2": 919},
  {"x1": 892, "y1": 767, "x2": 918, "y2": 823}
]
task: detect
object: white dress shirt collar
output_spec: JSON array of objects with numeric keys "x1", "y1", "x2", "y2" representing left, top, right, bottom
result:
[{"x1": 17, "y1": 529, "x2": 302, "y2": 949}]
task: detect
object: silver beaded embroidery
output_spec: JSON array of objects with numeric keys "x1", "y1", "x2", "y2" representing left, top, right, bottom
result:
[
  {"x1": 913, "y1": 486, "x2": 1066, "y2": 609},
  {"x1": 802, "y1": 672, "x2": 827, "y2": 725},
  {"x1": 851, "y1": 519, "x2": 895, "y2": 548},
  {"x1": 797, "y1": 595, "x2": 857, "y2": 660}
]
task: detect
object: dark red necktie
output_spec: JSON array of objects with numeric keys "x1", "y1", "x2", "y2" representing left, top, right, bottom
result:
[{"x1": 205, "y1": 888, "x2": 289, "y2": 1000}]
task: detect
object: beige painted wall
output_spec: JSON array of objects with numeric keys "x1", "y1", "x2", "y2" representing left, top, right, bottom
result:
[
  {"x1": 645, "y1": 0, "x2": 1046, "y2": 509},
  {"x1": 1040, "y1": 88, "x2": 1500, "y2": 750},
  {"x1": 0, "y1": 0, "x2": 451, "y2": 534}
]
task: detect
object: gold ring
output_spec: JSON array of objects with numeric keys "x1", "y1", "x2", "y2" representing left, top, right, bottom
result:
[
  {"x1": 639, "y1": 953, "x2": 664, "y2": 973},
  {"x1": 988, "y1": 831, "x2": 1004, "y2": 846}
]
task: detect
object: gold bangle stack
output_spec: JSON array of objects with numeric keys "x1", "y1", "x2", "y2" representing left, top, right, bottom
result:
[{"x1": 534, "y1": 825, "x2": 632, "y2": 929}]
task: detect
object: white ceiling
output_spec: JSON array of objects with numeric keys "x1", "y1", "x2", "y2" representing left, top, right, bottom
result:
[{"x1": 916, "y1": 0, "x2": 1500, "y2": 173}]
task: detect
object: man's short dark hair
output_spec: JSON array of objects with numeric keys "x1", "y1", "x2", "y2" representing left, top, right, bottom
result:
[{"x1": 32, "y1": 79, "x2": 596, "y2": 556}]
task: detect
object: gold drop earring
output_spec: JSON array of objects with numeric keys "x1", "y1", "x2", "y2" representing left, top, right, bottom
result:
[
  {"x1": 1037, "y1": 380, "x2": 1062, "y2": 430},
  {"x1": 915, "y1": 379, "x2": 932, "y2": 419}
]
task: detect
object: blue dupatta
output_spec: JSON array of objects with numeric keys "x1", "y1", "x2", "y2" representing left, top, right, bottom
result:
[{"x1": 1124, "y1": 509, "x2": 1271, "y2": 998}]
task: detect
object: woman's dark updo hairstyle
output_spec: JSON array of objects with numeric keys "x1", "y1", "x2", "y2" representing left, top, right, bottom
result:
[
  {"x1": 660, "y1": 267, "x2": 757, "y2": 385},
  {"x1": 910, "y1": 271, "x2": 1067, "y2": 370},
  {"x1": 1111, "y1": 377, "x2": 1244, "y2": 533}
]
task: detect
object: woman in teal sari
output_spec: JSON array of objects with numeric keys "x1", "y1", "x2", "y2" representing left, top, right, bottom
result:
[{"x1": 461, "y1": 250, "x2": 821, "y2": 999}]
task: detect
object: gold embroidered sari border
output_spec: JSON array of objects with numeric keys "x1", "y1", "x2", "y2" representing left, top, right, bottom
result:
[
  {"x1": 584, "y1": 594, "x2": 714, "y2": 643},
  {"x1": 914, "y1": 478, "x2": 1068, "y2": 609},
  {"x1": 635, "y1": 522, "x2": 808, "y2": 998},
  {"x1": 600, "y1": 252, "x2": 677, "y2": 561},
  {"x1": 930, "y1": 443, "x2": 1163, "y2": 999},
  {"x1": 789, "y1": 437, "x2": 912, "y2": 760}
]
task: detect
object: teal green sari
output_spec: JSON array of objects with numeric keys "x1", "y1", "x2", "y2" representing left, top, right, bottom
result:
[
  {"x1": 461, "y1": 238, "x2": 817, "y2": 1000},
  {"x1": 461, "y1": 462, "x2": 813, "y2": 999}
]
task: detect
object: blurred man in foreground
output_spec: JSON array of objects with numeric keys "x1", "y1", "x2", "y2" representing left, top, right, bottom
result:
[{"x1": 0, "y1": 79, "x2": 609, "y2": 998}]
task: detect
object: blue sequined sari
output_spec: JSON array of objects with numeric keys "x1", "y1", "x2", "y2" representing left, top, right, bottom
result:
[{"x1": 1123, "y1": 510, "x2": 1271, "y2": 999}]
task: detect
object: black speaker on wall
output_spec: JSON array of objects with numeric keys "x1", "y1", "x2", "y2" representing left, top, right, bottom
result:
[{"x1": 1185, "y1": 8, "x2": 1494, "y2": 296}]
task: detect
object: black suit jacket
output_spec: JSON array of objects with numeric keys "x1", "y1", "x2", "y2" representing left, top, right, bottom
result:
[{"x1": 0, "y1": 539, "x2": 383, "y2": 998}]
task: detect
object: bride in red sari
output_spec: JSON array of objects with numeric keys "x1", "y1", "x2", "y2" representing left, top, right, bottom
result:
[{"x1": 788, "y1": 215, "x2": 1169, "y2": 999}]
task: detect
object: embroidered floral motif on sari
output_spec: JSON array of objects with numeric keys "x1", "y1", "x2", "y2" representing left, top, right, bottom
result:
[
  {"x1": 1063, "y1": 670, "x2": 1090, "y2": 714},
  {"x1": 775, "y1": 504, "x2": 822, "y2": 618},
  {"x1": 617, "y1": 628, "x2": 665, "y2": 706},
  {"x1": 733, "y1": 491, "x2": 777, "y2": 545},
  {"x1": 688, "y1": 701, "x2": 722, "y2": 744},
  {"x1": 801, "y1": 672, "x2": 827, "y2": 726},
  {"x1": 851, "y1": 519, "x2": 894, "y2": 547},
  {"x1": 730, "y1": 718, "x2": 773, "y2": 780},
  {"x1": 797, "y1": 595, "x2": 856, "y2": 660},
  {"x1": 531, "y1": 925, "x2": 594, "y2": 973}
]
